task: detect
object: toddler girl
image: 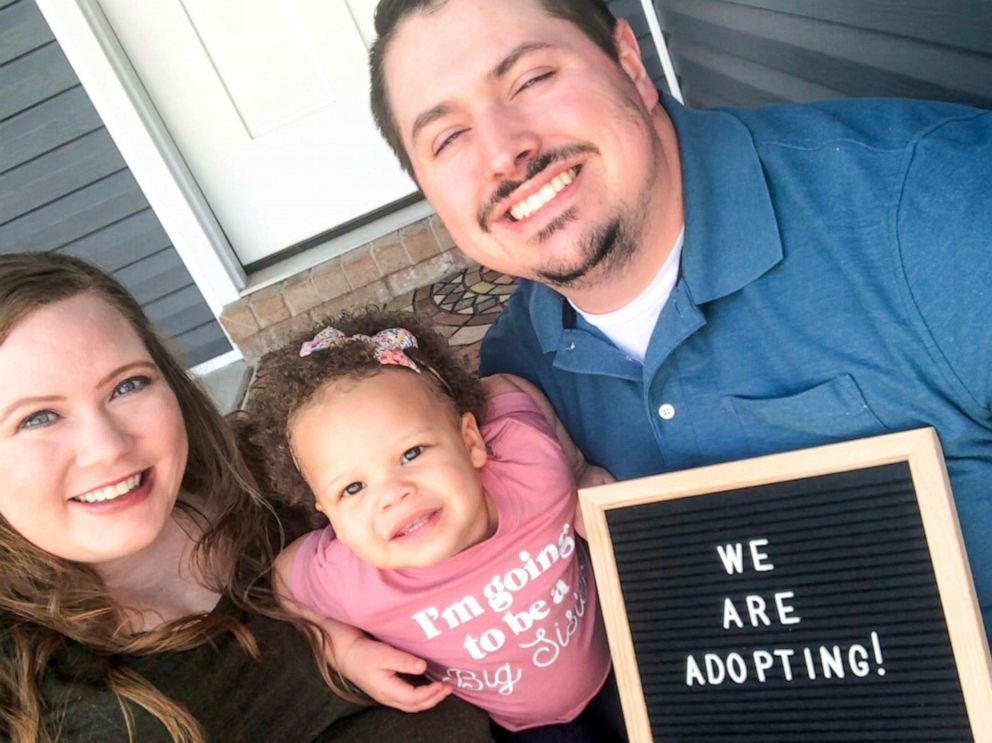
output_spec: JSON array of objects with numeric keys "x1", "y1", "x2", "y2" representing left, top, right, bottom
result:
[{"x1": 248, "y1": 309, "x2": 624, "y2": 741}]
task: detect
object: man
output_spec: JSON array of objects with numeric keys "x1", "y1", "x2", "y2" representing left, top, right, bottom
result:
[{"x1": 369, "y1": 0, "x2": 992, "y2": 640}]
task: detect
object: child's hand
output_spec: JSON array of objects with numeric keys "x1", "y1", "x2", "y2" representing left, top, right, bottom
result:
[{"x1": 338, "y1": 634, "x2": 453, "y2": 712}]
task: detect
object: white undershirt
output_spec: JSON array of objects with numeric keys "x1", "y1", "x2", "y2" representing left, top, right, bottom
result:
[{"x1": 571, "y1": 227, "x2": 684, "y2": 363}]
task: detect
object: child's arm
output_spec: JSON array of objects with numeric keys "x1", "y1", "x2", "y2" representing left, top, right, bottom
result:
[
  {"x1": 273, "y1": 538, "x2": 452, "y2": 712},
  {"x1": 480, "y1": 373, "x2": 616, "y2": 537}
]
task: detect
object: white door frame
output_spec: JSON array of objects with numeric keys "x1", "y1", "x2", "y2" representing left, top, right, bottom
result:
[
  {"x1": 639, "y1": 0, "x2": 684, "y2": 103},
  {"x1": 35, "y1": 0, "x2": 246, "y2": 316}
]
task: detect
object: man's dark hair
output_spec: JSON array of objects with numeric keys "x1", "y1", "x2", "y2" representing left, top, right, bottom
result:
[{"x1": 369, "y1": 0, "x2": 620, "y2": 177}]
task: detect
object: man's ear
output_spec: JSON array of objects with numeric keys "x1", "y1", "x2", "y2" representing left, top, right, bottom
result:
[
  {"x1": 614, "y1": 19, "x2": 660, "y2": 111},
  {"x1": 460, "y1": 412, "x2": 489, "y2": 469}
]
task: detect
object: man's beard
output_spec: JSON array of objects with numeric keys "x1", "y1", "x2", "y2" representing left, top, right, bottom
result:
[{"x1": 535, "y1": 210, "x2": 638, "y2": 290}]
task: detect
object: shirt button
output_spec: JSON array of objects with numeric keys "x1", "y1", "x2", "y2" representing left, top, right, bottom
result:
[{"x1": 658, "y1": 403, "x2": 676, "y2": 420}]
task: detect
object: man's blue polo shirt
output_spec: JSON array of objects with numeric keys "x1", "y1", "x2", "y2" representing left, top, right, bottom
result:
[{"x1": 479, "y1": 96, "x2": 992, "y2": 631}]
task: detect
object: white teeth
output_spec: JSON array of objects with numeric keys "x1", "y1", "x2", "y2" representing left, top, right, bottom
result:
[
  {"x1": 398, "y1": 513, "x2": 432, "y2": 537},
  {"x1": 74, "y1": 473, "x2": 142, "y2": 504},
  {"x1": 508, "y1": 166, "x2": 577, "y2": 222}
]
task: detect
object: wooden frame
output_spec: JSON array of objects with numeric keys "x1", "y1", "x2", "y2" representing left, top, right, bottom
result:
[{"x1": 580, "y1": 428, "x2": 992, "y2": 741}]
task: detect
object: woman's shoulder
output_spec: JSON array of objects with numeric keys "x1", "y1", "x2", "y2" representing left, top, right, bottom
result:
[
  {"x1": 30, "y1": 604, "x2": 496, "y2": 742},
  {"x1": 36, "y1": 610, "x2": 364, "y2": 742},
  {"x1": 39, "y1": 642, "x2": 174, "y2": 742},
  {"x1": 310, "y1": 694, "x2": 495, "y2": 742}
]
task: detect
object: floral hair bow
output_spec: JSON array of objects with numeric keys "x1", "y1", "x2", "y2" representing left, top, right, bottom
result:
[{"x1": 299, "y1": 326, "x2": 420, "y2": 373}]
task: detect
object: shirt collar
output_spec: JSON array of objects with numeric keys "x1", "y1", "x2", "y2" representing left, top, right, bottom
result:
[
  {"x1": 666, "y1": 93, "x2": 783, "y2": 304},
  {"x1": 529, "y1": 94, "x2": 783, "y2": 351}
]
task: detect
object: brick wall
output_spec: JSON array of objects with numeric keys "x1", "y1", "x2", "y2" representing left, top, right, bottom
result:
[{"x1": 219, "y1": 214, "x2": 474, "y2": 360}]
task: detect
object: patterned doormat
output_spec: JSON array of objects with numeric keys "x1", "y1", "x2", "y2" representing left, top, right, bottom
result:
[{"x1": 393, "y1": 265, "x2": 517, "y2": 372}]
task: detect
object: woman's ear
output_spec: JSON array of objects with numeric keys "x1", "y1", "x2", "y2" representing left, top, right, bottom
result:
[{"x1": 460, "y1": 412, "x2": 488, "y2": 469}]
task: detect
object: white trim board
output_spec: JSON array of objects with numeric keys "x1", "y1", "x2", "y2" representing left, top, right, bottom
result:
[
  {"x1": 244, "y1": 198, "x2": 436, "y2": 294},
  {"x1": 189, "y1": 349, "x2": 244, "y2": 377},
  {"x1": 640, "y1": 0, "x2": 684, "y2": 103},
  {"x1": 35, "y1": 0, "x2": 246, "y2": 315}
]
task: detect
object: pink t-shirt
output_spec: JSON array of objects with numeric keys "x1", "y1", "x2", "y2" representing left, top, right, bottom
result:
[{"x1": 290, "y1": 391, "x2": 610, "y2": 731}]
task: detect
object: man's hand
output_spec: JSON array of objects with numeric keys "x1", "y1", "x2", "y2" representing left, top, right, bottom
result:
[
  {"x1": 576, "y1": 464, "x2": 615, "y2": 490},
  {"x1": 336, "y1": 634, "x2": 452, "y2": 712},
  {"x1": 572, "y1": 464, "x2": 615, "y2": 538}
]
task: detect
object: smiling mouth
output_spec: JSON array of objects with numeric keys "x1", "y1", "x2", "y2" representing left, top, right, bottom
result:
[
  {"x1": 392, "y1": 510, "x2": 439, "y2": 540},
  {"x1": 73, "y1": 472, "x2": 145, "y2": 504},
  {"x1": 507, "y1": 166, "x2": 580, "y2": 223}
]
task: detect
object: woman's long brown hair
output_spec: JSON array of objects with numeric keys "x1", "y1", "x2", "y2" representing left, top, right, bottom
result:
[{"x1": 0, "y1": 253, "x2": 351, "y2": 742}]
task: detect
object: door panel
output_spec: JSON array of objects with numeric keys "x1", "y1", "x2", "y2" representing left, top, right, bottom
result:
[{"x1": 96, "y1": 0, "x2": 415, "y2": 265}]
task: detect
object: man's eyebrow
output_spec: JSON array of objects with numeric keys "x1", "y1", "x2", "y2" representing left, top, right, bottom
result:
[
  {"x1": 409, "y1": 42, "x2": 555, "y2": 145},
  {"x1": 411, "y1": 103, "x2": 452, "y2": 144},
  {"x1": 489, "y1": 42, "x2": 553, "y2": 82}
]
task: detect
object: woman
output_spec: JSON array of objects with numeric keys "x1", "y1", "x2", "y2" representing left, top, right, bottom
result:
[{"x1": 0, "y1": 252, "x2": 493, "y2": 742}]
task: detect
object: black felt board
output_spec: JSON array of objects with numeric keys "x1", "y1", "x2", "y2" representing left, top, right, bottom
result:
[
  {"x1": 580, "y1": 429, "x2": 992, "y2": 743},
  {"x1": 601, "y1": 461, "x2": 976, "y2": 741}
]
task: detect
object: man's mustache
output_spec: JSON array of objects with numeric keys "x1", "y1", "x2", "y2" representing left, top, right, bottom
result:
[{"x1": 477, "y1": 144, "x2": 598, "y2": 231}]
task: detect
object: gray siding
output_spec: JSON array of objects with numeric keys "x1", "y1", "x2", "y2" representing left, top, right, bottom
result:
[
  {"x1": 647, "y1": 0, "x2": 992, "y2": 109},
  {"x1": 0, "y1": 0, "x2": 231, "y2": 367}
]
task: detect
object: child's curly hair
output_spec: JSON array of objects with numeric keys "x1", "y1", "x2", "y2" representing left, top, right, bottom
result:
[{"x1": 245, "y1": 308, "x2": 488, "y2": 514}]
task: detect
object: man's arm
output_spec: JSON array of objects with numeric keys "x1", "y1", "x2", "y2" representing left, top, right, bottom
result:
[
  {"x1": 478, "y1": 281, "x2": 547, "y2": 381},
  {"x1": 480, "y1": 373, "x2": 614, "y2": 537}
]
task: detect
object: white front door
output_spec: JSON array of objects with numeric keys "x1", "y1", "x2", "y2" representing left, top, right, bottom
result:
[{"x1": 95, "y1": 0, "x2": 414, "y2": 266}]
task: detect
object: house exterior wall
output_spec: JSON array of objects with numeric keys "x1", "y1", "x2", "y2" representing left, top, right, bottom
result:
[
  {"x1": 0, "y1": 0, "x2": 231, "y2": 367},
  {"x1": 12, "y1": 0, "x2": 988, "y2": 366},
  {"x1": 649, "y1": 0, "x2": 992, "y2": 109}
]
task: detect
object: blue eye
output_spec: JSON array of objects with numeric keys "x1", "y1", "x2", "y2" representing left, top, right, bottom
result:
[
  {"x1": 112, "y1": 375, "x2": 150, "y2": 398},
  {"x1": 342, "y1": 482, "x2": 365, "y2": 498},
  {"x1": 402, "y1": 446, "x2": 423, "y2": 463},
  {"x1": 18, "y1": 410, "x2": 59, "y2": 431}
]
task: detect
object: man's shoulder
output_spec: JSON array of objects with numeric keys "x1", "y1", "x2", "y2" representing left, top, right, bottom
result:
[
  {"x1": 480, "y1": 279, "x2": 558, "y2": 376},
  {"x1": 490, "y1": 278, "x2": 547, "y2": 324},
  {"x1": 721, "y1": 96, "x2": 987, "y2": 150}
]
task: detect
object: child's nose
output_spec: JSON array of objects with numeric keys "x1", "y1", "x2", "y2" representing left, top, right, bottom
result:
[{"x1": 378, "y1": 475, "x2": 414, "y2": 510}]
